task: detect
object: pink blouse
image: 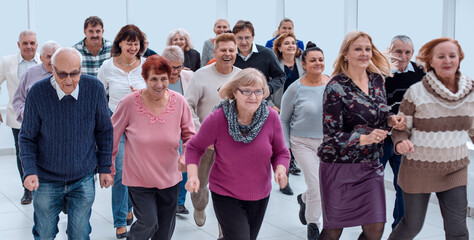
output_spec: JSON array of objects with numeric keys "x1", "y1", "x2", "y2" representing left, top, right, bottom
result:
[{"x1": 111, "y1": 89, "x2": 195, "y2": 189}]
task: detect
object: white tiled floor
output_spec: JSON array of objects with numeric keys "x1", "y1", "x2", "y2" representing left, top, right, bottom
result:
[{"x1": 0, "y1": 154, "x2": 472, "y2": 239}]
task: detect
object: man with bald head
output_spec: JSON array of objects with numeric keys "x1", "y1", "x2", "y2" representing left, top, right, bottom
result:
[
  {"x1": 0, "y1": 30, "x2": 40, "y2": 205},
  {"x1": 381, "y1": 35, "x2": 425, "y2": 230},
  {"x1": 19, "y1": 47, "x2": 114, "y2": 239}
]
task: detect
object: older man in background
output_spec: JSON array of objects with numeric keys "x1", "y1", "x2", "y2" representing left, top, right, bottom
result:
[
  {"x1": 13, "y1": 41, "x2": 60, "y2": 122},
  {"x1": 0, "y1": 30, "x2": 40, "y2": 205},
  {"x1": 19, "y1": 47, "x2": 113, "y2": 239},
  {"x1": 185, "y1": 33, "x2": 241, "y2": 232},
  {"x1": 73, "y1": 16, "x2": 112, "y2": 77},
  {"x1": 381, "y1": 35, "x2": 425, "y2": 229}
]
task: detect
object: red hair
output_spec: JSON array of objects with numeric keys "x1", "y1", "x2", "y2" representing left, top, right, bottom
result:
[
  {"x1": 416, "y1": 37, "x2": 464, "y2": 74},
  {"x1": 142, "y1": 55, "x2": 172, "y2": 80}
]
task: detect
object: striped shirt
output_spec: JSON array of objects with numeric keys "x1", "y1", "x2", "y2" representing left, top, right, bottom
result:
[{"x1": 73, "y1": 38, "x2": 112, "y2": 77}]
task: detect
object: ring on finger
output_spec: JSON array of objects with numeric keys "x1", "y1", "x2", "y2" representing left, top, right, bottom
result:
[{"x1": 376, "y1": 136, "x2": 380, "y2": 140}]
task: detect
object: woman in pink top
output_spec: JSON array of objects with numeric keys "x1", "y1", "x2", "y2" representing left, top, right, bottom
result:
[
  {"x1": 111, "y1": 55, "x2": 195, "y2": 240},
  {"x1": 185, "y1": 68, "x2": 290, "y2": 240}
]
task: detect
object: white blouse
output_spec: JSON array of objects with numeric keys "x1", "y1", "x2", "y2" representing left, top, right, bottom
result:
[{"x1": 97, "y1": 57, "x2": 147, "y2": 112}]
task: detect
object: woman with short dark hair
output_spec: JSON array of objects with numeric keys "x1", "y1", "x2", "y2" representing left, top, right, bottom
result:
[{"x1": 98, "y1": 24, "x2": 146, "y2": 239}]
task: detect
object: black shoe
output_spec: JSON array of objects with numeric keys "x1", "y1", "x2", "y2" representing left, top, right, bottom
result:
[
  {"x1": 21, "y1": 189, "x2": 32, "y2": 205},
  {"x1": 116, "y1": 227, "x2": 128, "y2": 239},
  {"x1": 289, "y1": 159, "x2": 301, "y2": 175},
  {"x1": 307, "y1": 223, "x2": 320, "y2": 240},
  {"x1": 177, "y1": 205, "x2": 189, "y2": 214},
  {"x1": 297, "y1": 194, "x2": 307, "y2": 225},
  {"x1": 280, "y1": 183, "x2": 294, "y2": 195},
  {"x1": 126, "y1": 212, "x2": 133, "y2": 226}
]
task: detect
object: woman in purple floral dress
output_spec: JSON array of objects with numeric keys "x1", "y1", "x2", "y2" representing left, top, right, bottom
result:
[{"x1": 317, "y1": 31, "x2": 405, "y2": 240}]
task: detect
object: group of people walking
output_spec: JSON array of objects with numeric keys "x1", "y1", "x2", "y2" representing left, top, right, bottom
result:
[{"x1": 0, "y1": 15, "x2": 472, "y2": 240}]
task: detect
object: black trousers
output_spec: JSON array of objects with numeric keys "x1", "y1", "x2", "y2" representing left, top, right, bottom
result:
[
  {"x1": 127, "y1": 184, "x2": 179, "y2": 240},
  {"x1": 12, "y1": 128, "x2": 25, "y2": 189},
  {"x1": 212, "y1": 192, "x2": 269, "y2": 240}
]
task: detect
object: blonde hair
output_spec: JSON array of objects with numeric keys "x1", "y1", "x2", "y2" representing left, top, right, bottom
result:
[
  {"x1": 219, "y1": 68, "x2": 270, "y2": 100},
  {"x1": 166, "y1": 28, "x2": 194, "y2": 51},
  {"x1": 332, "y1": 31, "x2": 391, "y2": 78}
]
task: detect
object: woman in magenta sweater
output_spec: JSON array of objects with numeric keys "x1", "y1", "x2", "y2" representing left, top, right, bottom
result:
[
  {"x1": 111, "y1": 55, "x2": 195, "y2": 239},
  {"x1": 185, "y1": 68, "x2": 290, "y2": 240}
]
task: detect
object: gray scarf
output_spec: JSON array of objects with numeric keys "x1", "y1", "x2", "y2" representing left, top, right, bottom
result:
[{"x1": 214, "y1": 99, "x2": 269, "y2": 143}]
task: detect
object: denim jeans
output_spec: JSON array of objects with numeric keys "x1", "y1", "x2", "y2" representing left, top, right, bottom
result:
[
  {"x1": 112, "y1": 134, "x2": 133, "y2": 228},
  {"x1": 178, "y1": 172, "x2": 188, "y2": 205},
  {"x1": 32, "y1": 172, "x2": 95, "y2": 240},
  {"x1": 380, "y1": 138, "x2": 404, "y2": 229}
]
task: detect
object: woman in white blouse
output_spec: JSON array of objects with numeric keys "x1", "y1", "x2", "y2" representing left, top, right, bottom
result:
[{"x1": 97, "y1": 24, "x2": 147, "y2": 239}]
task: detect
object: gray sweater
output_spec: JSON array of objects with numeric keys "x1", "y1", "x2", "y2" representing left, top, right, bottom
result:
[{"x1": 279, "y1": 78, "x2": 325, "y2": 148}]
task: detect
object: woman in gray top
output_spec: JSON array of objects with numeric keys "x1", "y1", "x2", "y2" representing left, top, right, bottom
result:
[{"x1": 280, "y1": 44, "x2": 330, "y2": 240}]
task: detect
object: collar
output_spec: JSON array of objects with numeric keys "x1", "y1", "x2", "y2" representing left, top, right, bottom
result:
[
  {"x1": 81, "y1": 38, "x2": 106, "y2": 53},
  {"x1": 40, "y1": 63, "x2": 52, "y2": 75},
  {"x1": 50, "y1": 76, "x2": 79, "y2": 100},
  {"x1": 238, "y1": 43, "x2": 258, "y2": 61},
  {"x1": 18, "y1": 53, "x2": 38, "y2": 64},
  {"x1": 391, "y1": 61, "x2": 415, "y2": 74}
]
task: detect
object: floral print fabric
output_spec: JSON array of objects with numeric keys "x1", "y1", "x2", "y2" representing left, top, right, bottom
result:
[{"x1": 317, "y1": 72, "x2": 390, "y2": 163}]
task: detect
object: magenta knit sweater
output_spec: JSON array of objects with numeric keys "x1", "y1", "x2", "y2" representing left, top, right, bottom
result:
[{"x1": 185, "y1": 107, "x2": 290, "y2": 201}]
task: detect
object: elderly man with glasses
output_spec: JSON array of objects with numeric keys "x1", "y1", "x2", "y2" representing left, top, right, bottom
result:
[{"x1": 19, "y1": 47, "x2": 114, "y2": 239}]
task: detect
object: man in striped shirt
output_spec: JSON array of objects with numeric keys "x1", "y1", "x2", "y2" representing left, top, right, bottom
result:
[{"x1": 73, "y1": 16, "x2": 111, "y2": 77}]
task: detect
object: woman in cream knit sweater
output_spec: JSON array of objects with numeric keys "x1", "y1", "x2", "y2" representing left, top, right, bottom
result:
[{"x1": 389, "y1": 37, "x2": 473, "y2": 240}]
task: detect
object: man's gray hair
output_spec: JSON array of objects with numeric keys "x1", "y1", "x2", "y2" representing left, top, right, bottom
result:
[
  {"x1": 162, "y1": 46, "x2": 184, "y2": 63},
  {"x1": 51, "y1": 47, "x2": 83, "y2": 67},
  {"x1": 40, "y1": 41, "x2": 61, "y2": 55},
  {"x1": 18, "y1": 30, "x2": 36, "y2": 42},
  {"x1": 390, "y1": 35, "x2": 414, "y2": 50}
]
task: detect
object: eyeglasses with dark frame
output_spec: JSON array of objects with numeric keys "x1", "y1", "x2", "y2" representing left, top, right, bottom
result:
[
  {"x1": 171, "y1": 65, "x2": 183, "y2": 71},
  {"x1": 237, "y1": 88, "x2": 264, "y2": 96},
  {"x1": 54, "y1": 67, "x2": 81, "y2": 79}
]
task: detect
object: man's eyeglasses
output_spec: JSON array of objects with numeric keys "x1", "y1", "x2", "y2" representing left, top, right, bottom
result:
[
  {"x1": 236, "y1": 36, "x2": 252, "y2": 42},
  {"x1": 237, "y1": 88, "x2": 264, "y2": 96},
  {"x1": 54, "y1": 67, "x2": 81, "y2": 79},
  {"x1": 171, "y1": 65, "x2": 183, "y2": 71}
]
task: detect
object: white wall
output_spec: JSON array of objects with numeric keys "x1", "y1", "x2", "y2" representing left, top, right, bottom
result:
[{"x1": 1, "y1": 0, "x2": 473, "y2": 152}]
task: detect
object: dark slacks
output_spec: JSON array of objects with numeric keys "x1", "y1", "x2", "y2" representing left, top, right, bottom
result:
[
  {"x1": 212, "y1": 192, "x2": 269, "y2": 240},
  {"x1": 388, "y1": 186, "x2": 469, "y2": 240},
  {"x1": 12, "y1": 128, "x2": 25, "y2": 188},
  {"x1": 127, "y1": 184, "x2": 179, "y2": 240}
]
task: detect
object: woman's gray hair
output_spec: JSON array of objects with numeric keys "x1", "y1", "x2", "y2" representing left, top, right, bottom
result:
[
  {"x1": 51, "y1": 47, "x2": 83, "y2": 67},
  {"x1": 40, "y1": 41, "x2": 61, "y2": 55},
  {"x1": 162, "y1": 46, "x2": 184, "y2": 63},
  {"x1": 166, "y1": 28, "x2": 194, "y2": 51},
  {"x1": 218, "y1": 68, "x2": 270, "y2": 100}
]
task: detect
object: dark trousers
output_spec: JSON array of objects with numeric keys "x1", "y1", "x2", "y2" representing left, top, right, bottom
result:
[
  {"x1": 12, "y1": 128, "x2": 25, "y2": 189},
  {"x1": 212, "y1": 192, "x2": 269, "y2": 240},
  {"x1": 380, "y1": 138, "x2": 404, "y2": 229},
  {"x1": 127, "y1": 184, "x2": 179, "y2": 240},
  {"x1": 388, "y1": 186, "x2": 468, "y2": 240}
]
